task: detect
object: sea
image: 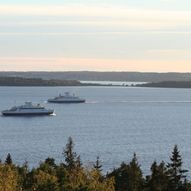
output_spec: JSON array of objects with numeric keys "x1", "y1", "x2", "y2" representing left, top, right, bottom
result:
[{"x1": 0, "y1": 85, "x2": 191, "y2": 175}]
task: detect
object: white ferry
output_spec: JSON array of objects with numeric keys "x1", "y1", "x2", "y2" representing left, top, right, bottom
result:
[
  {"x1": 2, "y1": 102, "x2": 54, "y2": 116},
  {"x1": 48, "y1": 92, "x2": 85, "y2": 103}
]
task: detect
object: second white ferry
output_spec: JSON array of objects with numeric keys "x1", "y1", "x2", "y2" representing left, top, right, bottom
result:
[
  {"x1": 2, "y1": 102, "x2": 54, "y2": 116},
  {"x1": 48, "y1": 92, "x2": 85, "y2": 103}
]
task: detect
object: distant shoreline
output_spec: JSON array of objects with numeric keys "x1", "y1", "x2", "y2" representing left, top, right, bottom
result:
[
  {"x1": 2, "y1": 76, "x2": 191, "y2": 89},
  {"x1": 136, "y1": 81, "x2": 191, "y2": 89},
  {"x1": 1, "y1": 71, "x2": 191, "y2": 83},
  {"x1": 0, "y1": 77, "x2": 123, "y2": 87},
  {"x1": 0, "y1": 77, "x2": 82, "y2": 86}
]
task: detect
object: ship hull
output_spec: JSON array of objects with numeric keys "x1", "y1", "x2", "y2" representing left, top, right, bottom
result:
[
  {"x1": 48, "y1": 99, "x2": 85, "y2": 103},
  {"x1": 2, "y1": 111, "x2": 54, "y2": 116}
]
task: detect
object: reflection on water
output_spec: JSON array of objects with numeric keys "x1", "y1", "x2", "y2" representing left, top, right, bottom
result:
[{"x1": 80, "y1": 80, "x2": 148, "y2": 86}]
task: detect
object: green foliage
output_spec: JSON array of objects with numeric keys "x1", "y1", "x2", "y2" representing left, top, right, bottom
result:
[
  {"x1": 0, "y1": 164, "x2": 21, "y2": 191},
  {"x1": 88, "y1": 169, "x2": 115, "y2": 191},
  {"x1": 94, "y1": 156, "x2": 102, "y2": 172},
  {"x1": 5, "y1": 153, "x2": 12, "y2": 165},
  {"x1": 145, "y1": 161, "x2": 169, "y2": 191},
  {"x1": 108, "y1": 153, "x2": 144, "y2": 191},
  {"x1": 16, "y1": 161, "x2": 30, "y2": 189},
  {"x1": 45, "y1": 157, "x2": 56, "y2": 166},
  {"x1": 0, "y1": 141, "x2": 190, "y2": 191},
  {"x1": 63, "y1": 137, "x2": 82, "y2": 170},
  {"x1": 31, "y1": 169, "x2": 59, "y2": 191},
  {"x1": 167, "y1": 145, "x2": 188, "y2": 191}
]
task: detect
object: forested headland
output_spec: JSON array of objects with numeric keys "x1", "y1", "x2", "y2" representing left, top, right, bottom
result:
[
  {"x1": 0, "y1": 137, "x2": 191, "y2": 191},
  {"x1": 0, "y1": 77, "x2": 82, "y2": 86}
]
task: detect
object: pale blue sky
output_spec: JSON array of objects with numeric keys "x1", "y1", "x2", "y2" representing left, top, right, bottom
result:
[
  {"x1": 0, "y1": 0, "x2": 191, "y2": 71},
  {"x1": 1, "y1": 0, "x2": 191, "y2": 10}
]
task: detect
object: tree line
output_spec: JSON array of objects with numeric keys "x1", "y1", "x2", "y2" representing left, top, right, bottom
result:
[
  {"x1": 136, "y1": 81, "x2": 191, "y2": 89},
  {"x1": 0, "y1": 77, "x2": 82, "y2": 86},
  {"x1": 0, "y1": 137, "x2": 191, "y2": 191}
]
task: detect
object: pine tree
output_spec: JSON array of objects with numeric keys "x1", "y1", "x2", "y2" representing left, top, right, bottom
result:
[
  {"x1": 93, "y1": 156, "x2": 102, "y2": 172},
  {"x1": 45, "y1": 158, "x2": 56, "y2": 167},
  {"x1": 167, "y1": 145, "x2": 188, "y2": 190},
  {"x1": 5, "y1": 153, "x2": 12, "y2": 165},
  {"x1": 108, "y1": 153, "x2": 144, "y2": 191},
  {"x1": 63, "y1": 137, "x2": 81, "y2": 170},
  {"x1": 146, "y1": 161, "x2": 169, "y2": 191},
  {"x1": 128, "y1": 153, "x2": 144, "y2": 191}
]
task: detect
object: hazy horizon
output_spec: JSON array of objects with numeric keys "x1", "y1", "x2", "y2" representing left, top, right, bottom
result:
[
  {"x1": 1, "y1": 71, "x2": 191, "y2": 74},
  {"x1": 0, "y1": 0, "x2": 191, "y2": 72}
]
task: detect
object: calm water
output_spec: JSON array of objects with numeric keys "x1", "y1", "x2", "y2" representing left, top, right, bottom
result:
[{"x1": 0, "y1": 86, "x2": 191, "y2": 175}]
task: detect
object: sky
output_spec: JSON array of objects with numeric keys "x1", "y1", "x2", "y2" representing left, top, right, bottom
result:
[{"x1": 0, "y1": 0, "x2": 191, "y2": 72}]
